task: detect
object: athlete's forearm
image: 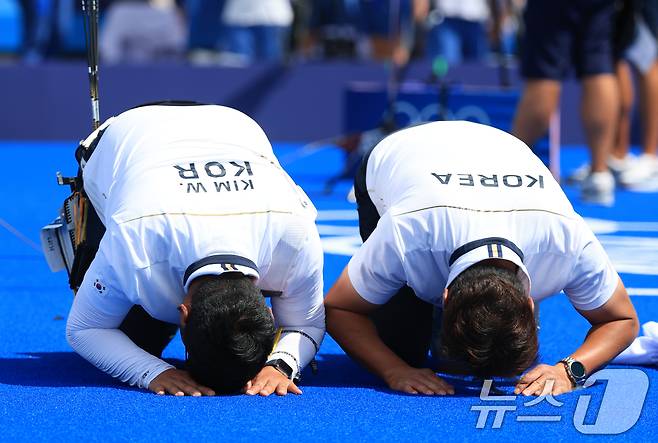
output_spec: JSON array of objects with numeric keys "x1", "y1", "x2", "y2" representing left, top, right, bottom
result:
[
  {"x1": 270, "y1": 286, "x2": 326, "y2": 378},
  {"x1": 570, "y1": 317, "x2": 639, "y2": 375},
  {"x1": 326, "y1": 306, "x2": 412, "y2": 383},
  {"x1": 569, "y1": 279, "x2": 640, "y2": 375},
  {"x1": 269, "y1": 324, "x2": 325, "y2": 379},
  {"x1": 66, "y1": 324, "x2": 174, "y2": 389}
]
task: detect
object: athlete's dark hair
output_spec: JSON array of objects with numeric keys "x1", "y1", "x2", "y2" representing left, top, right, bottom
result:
[
  {"x1": 182, "y1": 274, "x2": 275, "y2": 394},
  {"x1": 440, "y1": 263, "x2": 538, "y2": 377}
]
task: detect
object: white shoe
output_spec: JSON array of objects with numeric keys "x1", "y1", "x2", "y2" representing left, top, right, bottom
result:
[
  {"x1": 581, "y1": 170, "x2": 615, "y2": 206},
  {"x1": 566, "y1": 163, "x2": 591, "y2": 184},
  {"x1": 608, "y1": 154, "x2": 637, "y2": 175},
  {"x1": 612, "y1": 321, "x2": 658, "y2": 365},
  {"x1": 566, "y1": 155, "x2": 635, "y2": 184},
  {"x1": 618, "y1": 154, "x2": 658, "y2": 188}
]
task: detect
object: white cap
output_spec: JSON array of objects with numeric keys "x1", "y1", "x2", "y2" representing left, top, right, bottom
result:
[
  {"x1": 183, "y1": 254, "x2": 260, "y2": 291},
  {"x1": 446, "y1": 237, "x2": 531, "y2": 295}
]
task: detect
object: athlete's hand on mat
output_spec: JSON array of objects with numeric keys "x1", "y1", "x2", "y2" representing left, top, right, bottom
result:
[
  {"x1": 149, "y1": 368, "x2": 215, "y2": 397},
  {"x1": 244, "y1": 366, "x2": 302, "y2": 396},
  {"x1": 383, "y1": 366, "x2": 454, "y2": 395},
  {"x1": 514, "y1": 363, "x2": 574, "y2": 396}
]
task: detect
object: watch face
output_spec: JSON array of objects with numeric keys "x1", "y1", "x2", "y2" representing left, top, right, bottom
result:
[{"x1": 571, "y1": 361, "x2": 586, "y2": 379}]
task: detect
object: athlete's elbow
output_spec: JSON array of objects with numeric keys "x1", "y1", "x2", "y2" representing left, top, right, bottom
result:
[
  {"x1": 616, "y1": 313, "x2": 640, "y2": 351},
  {"x1": 324, "y1": 305, "x2": 342, "y2": 335},
  {"x1": 628, "y1": 314, "x2": 640, "y2": 342},
  {"x1": 65, "y1": 318, "x2": 82, "y2": 351},
  {"x1": 323, "y1": 296, "x2": 345, "y2": 316}
]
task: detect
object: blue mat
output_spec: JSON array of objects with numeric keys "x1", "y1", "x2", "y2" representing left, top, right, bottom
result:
[{"x1": 0, "y1": 141, "x2": 656, "y2": 442}]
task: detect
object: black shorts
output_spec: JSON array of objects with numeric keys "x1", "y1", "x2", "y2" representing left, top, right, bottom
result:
[
  {"x1": 354, "y1": 148, "x2": 380, "y2": 241},
  {"x1": 641, "y1": 0, "x2": 658, "y2": 38},
  {"x1": 521, "y1": 0, "x2": 616, "y2": 80}
]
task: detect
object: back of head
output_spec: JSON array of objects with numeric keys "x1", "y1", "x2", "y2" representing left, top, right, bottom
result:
[
  {"x1": 440, "y1": 263, "x2": 538, "y2": 377},
  {"x1": 183, "y1": 274, "x2": 275, "y2": 393}
]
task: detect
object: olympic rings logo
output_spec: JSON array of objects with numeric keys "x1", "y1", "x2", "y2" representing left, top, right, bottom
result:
[{"x1": 390, "y1": 100, "x2": 493, "y2": 126}]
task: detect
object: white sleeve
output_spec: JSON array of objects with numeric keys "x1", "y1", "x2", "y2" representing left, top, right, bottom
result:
[
  {"x1": 347, "y1": 213, "x2": 406, "y2": 305},
  {"x1": 65, "y1": 251, "x2": 175, "y2": 389},
  {"x1": 564, "y1": 231, "x2": 619, "y2": 311},
  {"x1": 269, "y1": 224, "x2": 325, "y2": 379}
]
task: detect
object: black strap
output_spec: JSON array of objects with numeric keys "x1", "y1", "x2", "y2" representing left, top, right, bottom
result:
[
  {"x1": 449, "y1": 237, "x2": 524, "y2": 266},
  {"x1": 75, "y1": 125, "x2": 109, "y2": 166},
  {"x1": 183, "y1": 254, "x2": 259, "y2": 286}
]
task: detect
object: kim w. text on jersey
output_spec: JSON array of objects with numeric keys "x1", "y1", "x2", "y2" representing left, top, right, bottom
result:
[{"x1": 173, "y1": 160, "x2": 255, "y2": 194}]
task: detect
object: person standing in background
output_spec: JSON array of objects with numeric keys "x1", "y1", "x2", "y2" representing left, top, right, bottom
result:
[
  {"x1": 186, "y1": 0, "x2": 226, "y2": 63},
  {"x1": 612, "y1": 0, "x2": 658, "y2": 188},
  {"x1": 301, "y1": 0, "x2": 361, "y2": 59},
  {"x1": 359, "y1": 0, "x2": 429, "y2": 66},
  {"x1": 221, "y1": 0, "x2": 294, "y2": 63},
  {"x1": 425, "y1": 0, "x2": 492, "y2": 65},
  {"x1": 100, "y1": 0, "x2": 187, "y2": 64},
  {"x1": 512, "y1": 0, "x2": 619, "y2": 206}
]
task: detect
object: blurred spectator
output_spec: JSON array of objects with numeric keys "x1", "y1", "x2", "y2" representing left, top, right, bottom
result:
[
  {"x1": 10, "y1": 0, "x2": 524, "y2": 64},
  {"x1": 17, "y1": 0, "x2": 41, "y2": 60},
  {"x1": 302, "y1": 0, "x2": 361, "y2": 59},
  {"x1": 512, "y1": 0, "x2": 619, "y2": 206},
  {"x1": 100, "y1": 0, "x2": 187, "y2": 64},
  {"x1": 358, "y1": 0, "x2": 429, "y2": 66},
  {"x1": 289, "y1": 0, "x2": 312, "y2": 56},
  {"x1": 14, "y1": 0, "x2": 147, "y2": 61},
  {"x1": 425, "y1": 1, "x2": 524, "y2": 66},
  {"x1": 56, "y1": 0, "x2": 87, "y2": 55},
  {"x1": 221, "y1": 0, "x2": 293, "y2": 64},
  {"x1": 426, "y1": 0, "x2": 491, "y2": 65},
  {"x1": 612, "y1": 0, "x2": 658, "y2": 188},
  {"x1": 186, "y1": 0, "x2": 225, "y2": 62},
  {"x1": 16, "y1": 0, "x2": 64, "y2": 61},
  {"x1": 495, "y1": 0, "x2": 525, "y2": 58}
]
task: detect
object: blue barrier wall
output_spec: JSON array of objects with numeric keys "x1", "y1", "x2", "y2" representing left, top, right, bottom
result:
[{"x1": 0, "y1": 61, "x2": 587, "y2": 142}]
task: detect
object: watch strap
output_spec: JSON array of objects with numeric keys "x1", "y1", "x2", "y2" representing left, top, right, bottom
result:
[
  {"x1": 266, "y1": 358, "x2": 301, "y2": 383},
  {"x1": 559, "y1": 357, "x2": 586, "y2": 386}
]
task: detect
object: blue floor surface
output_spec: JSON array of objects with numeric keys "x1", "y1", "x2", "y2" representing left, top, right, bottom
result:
[{"x1": 0, "y1": 141, "x2": 656, "y2": 442}]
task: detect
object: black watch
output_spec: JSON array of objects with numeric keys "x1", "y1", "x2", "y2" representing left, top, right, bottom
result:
[
  {"x1": 266, "y1": 358, "x2": 300, "y2": 383},
  {"x1": 559, "y1": 357, "x2": 587, "y2": 386}
]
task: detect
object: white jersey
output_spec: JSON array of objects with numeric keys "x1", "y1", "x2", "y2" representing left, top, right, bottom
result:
[
  {"x1": 348, "y1": 121, "x2": 618, "y2": 312},
  {"x1": 66, "y1": 104, "x2": 324, "y2": 389}
]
